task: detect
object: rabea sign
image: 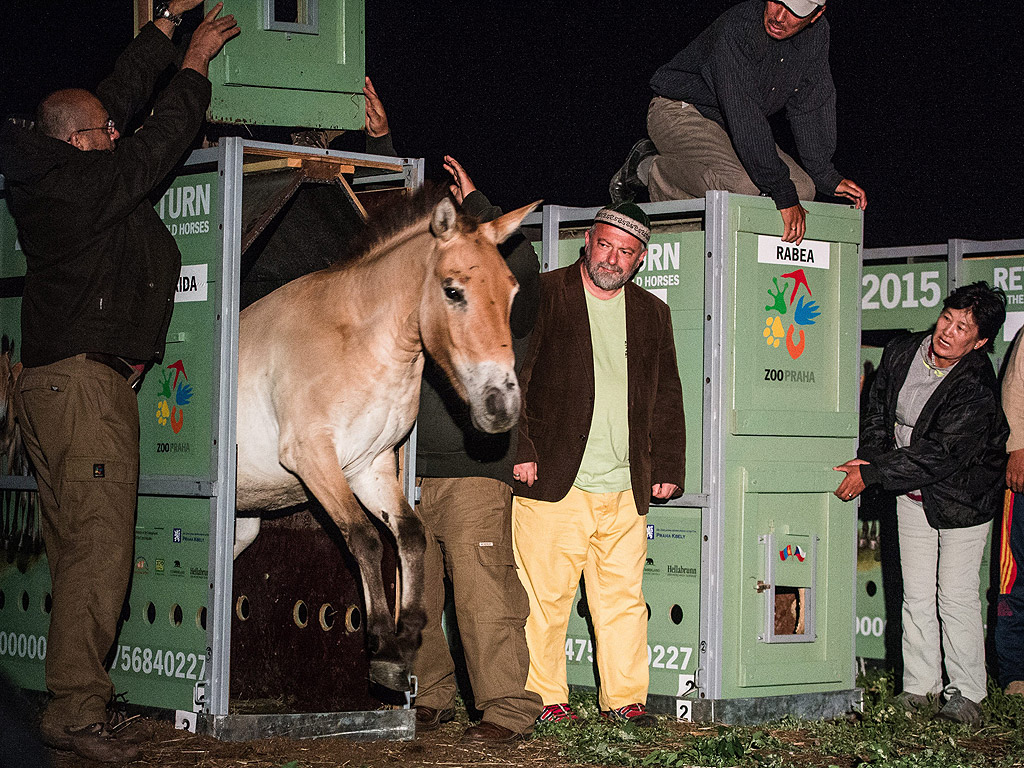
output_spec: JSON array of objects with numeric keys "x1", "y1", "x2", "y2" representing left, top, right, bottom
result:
[{"x1": 757, "y1": 235, "x2": 831, "y2": 270}]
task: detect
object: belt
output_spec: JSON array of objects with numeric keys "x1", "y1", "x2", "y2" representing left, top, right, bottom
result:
[{"x1": 85, "y1": 352, "x2": 142, "y2": 389}]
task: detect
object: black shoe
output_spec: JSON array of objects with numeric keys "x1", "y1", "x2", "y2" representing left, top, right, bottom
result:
[{"x1": 609, "y1": 138, "x2": 657, "y2": 204}]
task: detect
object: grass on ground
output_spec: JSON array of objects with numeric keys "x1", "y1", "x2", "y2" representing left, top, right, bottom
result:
[{"x1": 533, "y1": 672, "x2": 1024, "y2": 768}]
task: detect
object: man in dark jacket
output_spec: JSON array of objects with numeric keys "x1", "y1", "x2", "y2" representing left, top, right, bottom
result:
[
  {"x1": 412, "y1": 156, "x2": 543, "y2": 743},
  {"x1": 609, "y1": 0, "x2": 865, "y2": 245},
  {"x1": 0, "y1": 4, "x2": 238, "y2": 762},
  {"x1": 511, "y1": 202, "x2": 685, "y2": 726},
  {"x1": 835, "y1": 282, "x2": 1008, "y2": 725}
]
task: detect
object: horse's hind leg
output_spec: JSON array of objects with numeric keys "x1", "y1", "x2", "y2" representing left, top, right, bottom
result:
[
  {"x1": 280, "y1": 441, "x2": 410, "y2": 691},
  {"x1": 349, "y1": 451, "x2": 427, "y2": 670}
]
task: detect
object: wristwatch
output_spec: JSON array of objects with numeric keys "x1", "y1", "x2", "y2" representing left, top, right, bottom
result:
[{"x1": 154, "y1": 2, "x2": 183, "y2": 26}]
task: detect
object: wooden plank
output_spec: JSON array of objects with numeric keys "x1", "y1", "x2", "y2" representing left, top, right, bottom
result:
[
  {"x1": 243, "y1": 145, "x2": 404, "y2": 172},
  {"x1": 242, "y1": 158, "x2": 304, "y2": 174}
]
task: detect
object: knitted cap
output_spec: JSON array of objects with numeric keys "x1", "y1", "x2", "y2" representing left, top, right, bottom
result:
[{"x1": 594, "y1": 201, "x2": 651, "y2": 245}]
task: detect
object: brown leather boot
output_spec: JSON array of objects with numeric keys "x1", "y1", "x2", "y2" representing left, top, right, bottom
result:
[{"x1": 43, "y1": 721, "x2": 141, "y2": 763}]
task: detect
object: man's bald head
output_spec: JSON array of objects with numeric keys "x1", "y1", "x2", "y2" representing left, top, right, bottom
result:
[{"x1": 36, "y1": 89, "x2": 106, "y2": 142}]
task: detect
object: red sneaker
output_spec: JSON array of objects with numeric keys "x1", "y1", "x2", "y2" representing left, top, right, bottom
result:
[
  {"x1": 601, "y1": 703, "x2": 658, "y2": 727},
  {"x1": 538, "y1": 703, "x2": 579, "y2": 723}
]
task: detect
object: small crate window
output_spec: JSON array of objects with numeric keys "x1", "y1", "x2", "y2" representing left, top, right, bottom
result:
[{"x1": 264, "y1": 0, "x2": 319, "y2": 35}]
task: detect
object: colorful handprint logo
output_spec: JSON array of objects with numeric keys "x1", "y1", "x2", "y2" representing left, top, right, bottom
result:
[
  {"x1": 155, "y1": 359, "x2": 194, "y2": 435},
  {"x1": 761, "y1": 268, "x2": 821, "y2": 360}
]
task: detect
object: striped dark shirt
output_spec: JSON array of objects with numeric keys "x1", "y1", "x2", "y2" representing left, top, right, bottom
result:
[{"x1": 650, "y1": 0, "x2": 843, "y2": 209}]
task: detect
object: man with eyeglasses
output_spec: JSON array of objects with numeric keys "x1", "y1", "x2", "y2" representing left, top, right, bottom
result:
[{"x1": 0, "y1": 3, "x2": 238, "y2": 762}]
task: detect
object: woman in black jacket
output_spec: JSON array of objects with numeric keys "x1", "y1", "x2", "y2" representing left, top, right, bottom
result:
[{"x1": 835, "y1": 282, "x2": 1008, "y2": 726}]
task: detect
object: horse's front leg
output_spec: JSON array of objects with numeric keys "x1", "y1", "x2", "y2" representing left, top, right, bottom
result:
[
  {"x1": 279, "y1": 437, "x2": 410, "y2": 691},
  {"x1": 349, "y1": 450, "x2": 427, "y2": 671}
]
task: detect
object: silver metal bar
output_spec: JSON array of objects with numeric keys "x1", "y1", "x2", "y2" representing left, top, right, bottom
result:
[
  {"x1": 658, "y1": 494, "x2": 710, "y2": 508},
  {"x1": 400, "y1": 158, "x2": 422, "y2": 510},
  {"x1": 205, "y1": 136, "x2": 245, "y2": 716},
  {"x1": 137, "y1": 476, "x2": 214, "y2": 497},
  {"x1": 540, "y1": 205, "x2": 562, "y2": 272},
  {"x1": 862, "y1": 243, "x2": 946, "y2": 262},
  {"x1": 351, "y1": 172, "x2": 405, "y2": 187},
  {"x1": 642, "y1": 198, "x2": 709, "y2": 217},
  {"x1": 954, "y1": 238, "x2": 1024, "y2": 255},
  {"x1": 183, "y1": 147, "x2": 220, "y2": 167},
  {"x1": 948, "y1": 238, "x2": 965, "y2": 291},
  {"x1": 0, "y1": 475, "x2": 36, "y2": 491},
  {"x1": 851, "y1": 214, "x2": 866, "y2": 681},
  {"x1": 700, "y1": 190, "x2": 728, "y2": 701},
  {"x1": 197, "y1": 708, "x2": 414, "y2": 742},
  {"x1": 404, "y1": 157, "x2": 425, "y2": 190}
]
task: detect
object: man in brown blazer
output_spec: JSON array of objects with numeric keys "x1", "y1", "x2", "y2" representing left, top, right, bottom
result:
[{"x1": 511, "y1": 202, "x2": 685, "y2": 726}]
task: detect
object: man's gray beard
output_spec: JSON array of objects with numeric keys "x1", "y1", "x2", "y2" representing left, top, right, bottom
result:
[{"x1": 584, "y1": 256, "x2": 630, "y2": 291}]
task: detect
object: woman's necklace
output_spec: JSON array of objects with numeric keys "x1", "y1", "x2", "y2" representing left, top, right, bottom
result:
[{"x1": 923, "y1": 342, "x2": 954, "y2": 376}]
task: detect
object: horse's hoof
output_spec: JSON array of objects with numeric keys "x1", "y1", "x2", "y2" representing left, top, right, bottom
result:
[{"x1": 369, "y1": 660, "x2": 411, "y2": 692}]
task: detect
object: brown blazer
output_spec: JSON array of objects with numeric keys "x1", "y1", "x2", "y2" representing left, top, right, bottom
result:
[{"x1": 514, "y1": 261, "x2": 686, "y2": 514}]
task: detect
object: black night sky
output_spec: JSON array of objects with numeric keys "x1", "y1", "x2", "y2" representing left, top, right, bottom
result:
[{"x1": 2, "y1": 0, "x2": 1021, "y2": 248}]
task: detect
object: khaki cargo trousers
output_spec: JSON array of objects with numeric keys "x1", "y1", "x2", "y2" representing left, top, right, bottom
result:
[
  {"x1": 14, "y1": 355, "x2": 140, "y2": 729},
  {"x1": 646, "y1": 95, "x2": 815, "y2": 203},
  {"x1": 412, "y1": 476, "x2": 542, "y2": 733}
]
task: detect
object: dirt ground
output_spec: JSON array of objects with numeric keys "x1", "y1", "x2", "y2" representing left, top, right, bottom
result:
[
  {"x1": 45, "y1": 713, "x2": 604, "y2": 768},
  {"x1": 32, "y1": 686, "x2": 1024, "y2": 768},
  {"x1": 38, "y1": 711, "x2": 759, "y2": 768}
]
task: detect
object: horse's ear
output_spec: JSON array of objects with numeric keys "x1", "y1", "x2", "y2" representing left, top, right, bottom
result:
[
  {"x1": 483, "y1": 200, "x2": 542, "y2": 245},
  {"x1": 11, "y1": 362, "x2": 22, "y2": 382},
  {"x1": 430, "y1": 198, "x2": 459, "y2": 242}
]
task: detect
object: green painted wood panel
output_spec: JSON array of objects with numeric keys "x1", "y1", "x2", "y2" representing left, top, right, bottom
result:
[{"x1": 209, "y1": 0, "x2": 365, "y2": 130}]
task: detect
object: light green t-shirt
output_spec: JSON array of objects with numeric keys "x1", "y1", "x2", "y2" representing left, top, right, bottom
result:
[{"x1": 574, "y1": 288, "x2": 631, "y2": 493}]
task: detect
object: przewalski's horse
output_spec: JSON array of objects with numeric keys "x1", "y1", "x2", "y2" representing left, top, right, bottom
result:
[{"x1": 234, "y1": 188, "x2": 538, "y2": 691}]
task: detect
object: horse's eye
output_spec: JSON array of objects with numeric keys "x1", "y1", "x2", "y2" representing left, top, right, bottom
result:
[{"x1": 444, "y1": 285, "x2": 465, "y2": 303}]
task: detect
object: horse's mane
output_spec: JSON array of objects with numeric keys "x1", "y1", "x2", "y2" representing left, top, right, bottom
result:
[{"x1": 329, "y1": 183, "x2": 478, "y2": 270}]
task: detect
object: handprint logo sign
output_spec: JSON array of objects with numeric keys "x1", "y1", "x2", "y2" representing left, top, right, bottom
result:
[
  {"x1": 155, "y1": 359, "x2": 194, "y2": 435},
  {"x1": 761, "y1": 268, "x2": 822, "y2": 360}
]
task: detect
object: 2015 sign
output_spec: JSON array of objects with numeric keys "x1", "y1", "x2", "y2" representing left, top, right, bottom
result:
[{"x1": 861, "y1": 271, "x2": 941, "y2": 311}]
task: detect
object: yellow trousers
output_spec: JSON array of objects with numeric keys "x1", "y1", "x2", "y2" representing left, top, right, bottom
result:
[{"x1": 512, "y1": 486, "x2": 649, "y2": 709}]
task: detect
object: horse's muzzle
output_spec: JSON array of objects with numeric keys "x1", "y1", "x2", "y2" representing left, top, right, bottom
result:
[{"x1": 473, "y1": 383, "x2": 520, "y2": 434}]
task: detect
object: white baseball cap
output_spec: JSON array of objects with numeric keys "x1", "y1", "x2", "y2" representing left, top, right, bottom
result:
[{"x1": 780, "y1": 0, "x2": 825, "y2": 18}]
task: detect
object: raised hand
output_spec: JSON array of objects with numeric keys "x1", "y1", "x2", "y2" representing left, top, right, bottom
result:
[
  {"x1": 443, "y1": 155, "x2": 477, "y2": 205},
  {"x1": 363, "y1": 77, "x2": 390, "y2": 138},
  {"x1": 181, "y1": 3, "x2": 240, "y2": 78}
]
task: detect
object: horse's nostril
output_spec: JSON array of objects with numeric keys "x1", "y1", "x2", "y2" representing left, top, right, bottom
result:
[{"x1": 485, "y1": 388, "x2": 504, "y2": 416}]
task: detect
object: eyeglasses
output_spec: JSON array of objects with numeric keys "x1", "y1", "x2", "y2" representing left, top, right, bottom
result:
[{"x1": 69, "y1": 118, "x2": 115, "y2": 142}]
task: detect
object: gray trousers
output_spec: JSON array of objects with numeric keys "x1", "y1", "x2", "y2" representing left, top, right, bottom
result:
[
  {"x1": 14, "y1": 355, "x2": 140, "y2": 729},
  {"x1": 646, "y1": 96, "x2": 814, "y2": 203},
  {"x1": 412, "y1": 476, "x2": 542, "y2": 733},
  {"x1": 897, "y1": 494, "x2": 990, "y2": 703}
]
